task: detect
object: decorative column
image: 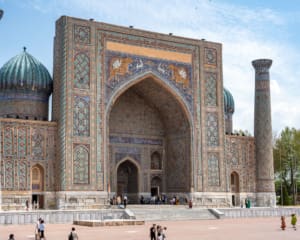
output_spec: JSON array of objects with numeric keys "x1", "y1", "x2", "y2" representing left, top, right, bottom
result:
[{"x1": 252, "y1": 59, "x2": 276, "y2": 207}]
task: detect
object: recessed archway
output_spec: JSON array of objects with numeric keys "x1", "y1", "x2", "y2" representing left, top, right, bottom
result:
[
  {"x1": 108, "y1": 75, "x2": 192, "y2": 198},
  {"x1": 31, "y1": 164, "x2": 44, "y2": 209},
  {"x1": 230, "y1": 171, "x2": 240, "y2": 206},
  {"x1": 117, "y1": 160, "x2": 139, "y2": 203}
]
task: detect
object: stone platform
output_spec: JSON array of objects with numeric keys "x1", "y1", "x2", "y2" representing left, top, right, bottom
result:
[{"x1": 73, "y1": 219, "x2": 145, "y2": 227}]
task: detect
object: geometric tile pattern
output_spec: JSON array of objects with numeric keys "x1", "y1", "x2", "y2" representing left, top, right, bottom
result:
[
  {"x1": 73, "y1": 96, "x2": 90, "y2": 137},
  {"x1": 3, "y1": 127, "x2": 13, "y2": 156},
  {"x1": 17, "y1": 127, "x2": 27, "y2": 157},
  {"x1": 74, "y1": 53, "x2": 90, "y2": 89},
  {"x1": 204, "y1": 47, "x2": 217, "y2": 66},
  {"x1": 31, "y1": 129, "x2": 44, "y2": 160},
  {"x1": 18, "y1": 161, "x2": 27, "y2": 190},
  {"x1": 207, "y1": 152, "x2": 220, "y2": 186},
  {"x1": 4, "y1": 160, "x2": 14, "y2": 189},
  {"x1": 206, "y1": 112, "x2": 219, "y2": 146},
  {"x1": 205, "y1": 72, "x2": 217, "y2": 106},
  {"x1": 74, "y1": 25, "x2": 90, "y2": 44},
  {"x1": 73, "y1": 144, "x2": 90, "y2": 184}
]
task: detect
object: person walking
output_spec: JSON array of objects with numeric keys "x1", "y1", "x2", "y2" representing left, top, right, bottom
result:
[
  {"x1": 35, "y1": 217, "x2": 42, "y2": 240},
  {"x1": 291, "y1": 213, "x2": 297, "y2": 230},
  {"x1": 39, "y1": 219, "x2": 45, "y2": 240},
  {"x1": 68, "y1": 227, "x2": 79, "y2": 240},
  {"x1": 123, "y1": 195, "x2": 128, "y2": 208}
]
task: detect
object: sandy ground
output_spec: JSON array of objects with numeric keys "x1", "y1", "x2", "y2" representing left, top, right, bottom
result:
[{"x1": 0, "y1": 217, "x2": 298, "y2": 240}]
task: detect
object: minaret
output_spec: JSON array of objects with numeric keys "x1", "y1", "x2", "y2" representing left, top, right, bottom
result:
[{"x1": 252, "y1": 59, "x2": 276, "y2": 207}]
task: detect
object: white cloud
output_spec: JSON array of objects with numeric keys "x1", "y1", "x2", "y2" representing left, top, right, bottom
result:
[{"x1": 26, "y1": 0, "x2": 300, "y2": 133}]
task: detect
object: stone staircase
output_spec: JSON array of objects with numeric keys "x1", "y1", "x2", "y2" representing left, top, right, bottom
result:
[{"x1": 126, "y1": 204, "x2": 217, "y2": 221}]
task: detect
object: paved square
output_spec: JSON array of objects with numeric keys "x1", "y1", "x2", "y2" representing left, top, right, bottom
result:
[{"x1": 0, "y1": 217, "x2": 298, "y2": 240}]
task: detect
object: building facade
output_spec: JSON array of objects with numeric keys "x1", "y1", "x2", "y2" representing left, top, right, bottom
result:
[{"x1": 0, "y1": 16, "x2": 275, "y2": 210}]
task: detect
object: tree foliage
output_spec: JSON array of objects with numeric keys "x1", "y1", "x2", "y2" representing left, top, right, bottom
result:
[{"x1": 273, "y1": 127, "x2": 300, "y2": 205}]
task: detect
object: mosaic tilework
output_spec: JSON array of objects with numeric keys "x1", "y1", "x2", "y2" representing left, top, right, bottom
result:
[
  {"x1": 17, "y1": 127, "x2": 27, "y2": 157},
  {"x1": 205, "y1": 72, "x2": 217, "y2": 106},
  {"x1": 230, "y1": 142, "x2": 239, "y2": 165},
  {"x1": 166, "y1": 137, "x2": 188, "y2": 191},
  {"x1": 109, "y1": 136, "x2": 163, "y2": 146},
  {"x1": 31, "y1": 129, "x2": 44, "y2": 160},
  {"x1": 105, "y1": 51, "x2": 193, "y2": 112},
  {"x1": 73, "y1": 96, "x2": 90, "y2": 137},
  {"x1": 73, "y1": 144, "x2": 90, "y2": 184},
  {"x1": 18, "y1": 161, "x2": 27, "y2": 190},
  {"x1": 5, "y1": 160, "x2": 13, "y2": 189},
  {"x1": 206, "y1": 112, "x2": 219, "y2": 146},
  {"x1": 204, "y1": 47, "x2": 217, "y2": 66},
  {"x1": 74, "y1": 53, "x2": 90, "y2": 89},
  {"x1": 207, "y1": 153, "x2": 220, "y2": 186},
  {"x1": 114, "y1": 146, "x2": 141, "y2": 164},
  {"x1": 3, "y1": 127, "x2": 13, "y2": 156},
  {"x1": 74, "y1": 24, "x2": 90, "y2": 44}
]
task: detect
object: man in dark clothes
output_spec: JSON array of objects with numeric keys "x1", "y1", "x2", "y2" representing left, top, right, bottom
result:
[{"x1": 150, "y1": 223, "x2": 156, "y2": 240}]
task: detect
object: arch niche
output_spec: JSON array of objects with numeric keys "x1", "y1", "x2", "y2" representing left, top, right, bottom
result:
[
  {"x1": 230, "y1": 171, "x2": 240, "y2": 206},
  {"x1": 108, "y1": 74, "x2": 192, "y2": 200},
  {"x1": 116, "y1": 159, "x2": 139, "y2": 202},
  {"x1": 31, "y1": 164, "x2": 45, "y2": 209}
]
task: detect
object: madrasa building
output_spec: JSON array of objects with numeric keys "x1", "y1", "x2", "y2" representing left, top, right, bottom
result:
[{"x1": 0, "y1": 16, "x2": 276, "y2": 210}]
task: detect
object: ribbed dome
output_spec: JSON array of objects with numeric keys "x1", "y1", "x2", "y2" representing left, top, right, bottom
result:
[
  {"x1": 0, "y1": 47, "x2": 52, "y2": 93},
  {"x1": 0, "y1": 48, "x2": 52, "y2": 120},
  {"x1": 223, "y1": 88, "x2": 235, "y2": 114}
]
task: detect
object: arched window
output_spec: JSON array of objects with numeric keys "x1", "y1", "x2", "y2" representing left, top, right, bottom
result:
[
  {"x1": 31, "y1": 165, "x2": 44, "y2": 191},
  {"x1": 151, "y1": 152, "x2": 162, "y2": 170},
  {"x1": 230, "y1": 171, "x2": 239, "y2": 193}
]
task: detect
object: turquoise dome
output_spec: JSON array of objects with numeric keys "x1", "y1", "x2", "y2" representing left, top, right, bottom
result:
[
  {"x1": 0, "y1": 48, "x2": 52, "y2": 120},
  {"x1": 0, "y1": 47, "x2": 52, "y2": 93},
  {"x1": 223, "y1": 88, "x2": 234, "y2": 114}
]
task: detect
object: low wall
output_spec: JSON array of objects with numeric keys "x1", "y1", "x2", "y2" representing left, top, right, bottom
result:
[
  {"x1": 219, "y1": 207, "x2": 300, "y2": 218},
  {"x1": 0, "y1": 209, "x2": 126, "y2": 225}
]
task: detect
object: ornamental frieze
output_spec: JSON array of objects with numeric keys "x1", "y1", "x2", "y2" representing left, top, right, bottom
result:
[{"x1": 105, "y1": 51, "x2": 193, "y2": 112}]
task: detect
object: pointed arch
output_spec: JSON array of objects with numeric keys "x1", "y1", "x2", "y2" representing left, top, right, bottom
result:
[
  {"x1": 31, "y1": 164, "x2": 44, "y2": 191},
  {"x1": 230, "y1": 171, "x2": 240, "y2": 193},
  {"x1": 106, "y1": 72, "x2": 192, "y2": 127}
]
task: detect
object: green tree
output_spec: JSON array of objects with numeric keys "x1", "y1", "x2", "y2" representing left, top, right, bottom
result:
[{"x1": 273, "y1": 127, "x2": 300, "y2": 205}]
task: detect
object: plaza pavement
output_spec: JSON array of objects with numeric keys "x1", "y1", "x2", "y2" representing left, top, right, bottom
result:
[{"x1": 0, "y1": 217, "x2": 299, "y2": 240}]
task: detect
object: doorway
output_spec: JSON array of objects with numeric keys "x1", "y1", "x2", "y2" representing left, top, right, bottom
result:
[
  {"x1": 117, "y1": 160, "x2": 138, "y2": 203},
  {"x1": 31, "y1": 164, "x2": 44, "y2": 209}
]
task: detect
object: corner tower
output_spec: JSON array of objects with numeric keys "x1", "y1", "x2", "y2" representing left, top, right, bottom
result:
[{"x1": 252, "y1": 59, "x2": 276, "y2": 206}]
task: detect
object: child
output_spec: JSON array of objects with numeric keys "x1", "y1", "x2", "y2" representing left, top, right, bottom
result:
[{"x1": 291, "y1": 213, "x2": 297, "y2": 230}]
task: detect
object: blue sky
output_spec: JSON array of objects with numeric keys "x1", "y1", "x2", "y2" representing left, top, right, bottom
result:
[{"x1": 1, "y1": 0, "x2": 300, "y2": 135}]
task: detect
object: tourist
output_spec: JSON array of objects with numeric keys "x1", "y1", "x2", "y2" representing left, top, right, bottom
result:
[
  {"x1": 123, "y1": 195, "x2": 128, "y2": 208},
  {"x1": 35, "y1": 217, "x2": 41, "y2": 239},
  {"x1": 8, "y1": 233, "x2": 15, "y2": 240},
  {"x1": 117, "y1": 195, "x2": 121, "y2": 207},
  {"x1": 140, "y1": 195, "x2": 145, "y2": 204},
  {"x1": 291, "y1": 213, "x2": 297, "y2": 230},
  {"x1": 39, "y1": 219, "x2": 45, "y2": 240},
  {"x1": 25, "y1": 199, "x2": 29, "y2": 211},
  {"x1": 68, "y1": 227, "x2": 79, "y2": 240},
  {"x1": 157, "y1": 232, "x2": 163, "y2": 240},
  {"x1": 150, "y1": 224, "x2": 156, "y2": 240},
  {"x1": 162, "y1": 227, "x2": 167, "y2": 239}
]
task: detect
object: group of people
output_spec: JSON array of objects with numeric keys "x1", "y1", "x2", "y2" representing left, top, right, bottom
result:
[
  {"x1": 150, "y1": 223, "x2": 167, "y2": 240},
  {"x1": 35, "y1": 218, "x2": 79, "y2": 240},
  {"x1": 281, "y1": 213, "x2": 298, "y2": 230},
  {"x1": 110, "y1": 195, "x2": 128, "y2": 208}
]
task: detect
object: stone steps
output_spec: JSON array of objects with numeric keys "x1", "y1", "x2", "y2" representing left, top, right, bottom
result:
[{"x1": 126, "y1": 205, "x2": 217, "y2": 221}]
